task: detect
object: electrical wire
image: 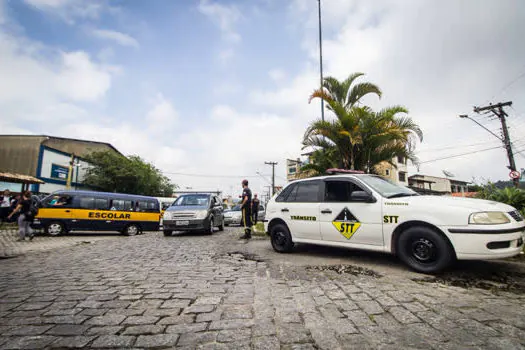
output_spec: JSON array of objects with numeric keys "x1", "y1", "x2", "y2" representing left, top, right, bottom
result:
[
  {"x1": 163, "y1": 171, "x2": 273, "y2": 179},
  {"x1": 419, "y1": 146, "x2": 503, "y2": 164},
  {"x1": 417, "y1": 140, "x2": 500, "y2": 153}
]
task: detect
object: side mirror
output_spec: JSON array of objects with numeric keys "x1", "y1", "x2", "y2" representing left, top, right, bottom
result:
[{"x1": 350, "y1": 191, "x2": 376, "y2": 203}]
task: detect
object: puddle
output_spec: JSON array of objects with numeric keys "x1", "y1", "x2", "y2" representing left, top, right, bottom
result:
[
  {"x1": 224, "y1": 251, "x2": 265, "y2": 262},
  {"x1": 413, "y1": 270, "x2": 525, "y2": 294},
  {"x1": 307, "y1": 264, "x2": 382, "y2": 278}
]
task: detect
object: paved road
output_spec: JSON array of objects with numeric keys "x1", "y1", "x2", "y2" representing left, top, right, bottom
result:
[{"x1": 1, "y1": 228, "x2": 525, "y2": 349}]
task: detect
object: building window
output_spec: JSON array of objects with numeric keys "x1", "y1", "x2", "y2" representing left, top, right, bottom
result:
[
  {"x1": 399, "y1": 172, "x2": 407, "y2": 182},
  {"x1": 288, "y1": 167, "x2": 297, "y2": 174},
  {"x1": 385, "y1": 169, "x2": 390, "y2": 176},
  {"x1": 397, "y1": 156, "x2": 405, "y2": 164}
]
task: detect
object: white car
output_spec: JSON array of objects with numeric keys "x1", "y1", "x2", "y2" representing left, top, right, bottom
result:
[{"x1": 264, "y1": 174, "x2": 525, "y2": 273}]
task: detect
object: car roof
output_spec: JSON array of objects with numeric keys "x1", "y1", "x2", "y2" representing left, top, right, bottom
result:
[{"x1": 290, "y1": 174, "x2": 373, "y2": 182}]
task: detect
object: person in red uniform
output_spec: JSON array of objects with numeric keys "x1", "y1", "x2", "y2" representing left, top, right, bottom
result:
[{"x1": 240, "y1": 179, "x2": 252, "y2": 239}]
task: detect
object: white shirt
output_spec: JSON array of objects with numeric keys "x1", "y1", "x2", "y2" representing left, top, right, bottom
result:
[{"x1": 0, "y1": 196, "x2": 10, "y2": 208}]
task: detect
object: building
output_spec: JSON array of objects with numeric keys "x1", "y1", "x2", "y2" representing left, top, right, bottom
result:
[
  {"x1": 375, "y1": 156, "x2": 409, "y2": 185},
  {"x1": 408, "y1": 174, "x2": 469, "y2": 195},
  {"x1": 286, "y1": 158, "x2": 304, "y2": 181},
  {"x1": 0, "y1": 135, "x2": 121, "y2": 194}
]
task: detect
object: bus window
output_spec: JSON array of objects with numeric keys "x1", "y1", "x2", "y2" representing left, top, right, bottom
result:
[
  {"x1": 110, "y1": 199, "x2": 133, "y2": 211},
  {"x1": 137, "y1": 200, "x2": 158, "y2": 212},
  {"x1": 44, "y1": 195, "x2": 72, "y2": 208},
  {"x1": 79, "y1": 197, "x2": 109, "y2": 210}
]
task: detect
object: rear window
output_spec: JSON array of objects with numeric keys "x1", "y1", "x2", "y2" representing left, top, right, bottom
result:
[{"x1": 136, "y1": 200, "x2": 158, "y2": 212}]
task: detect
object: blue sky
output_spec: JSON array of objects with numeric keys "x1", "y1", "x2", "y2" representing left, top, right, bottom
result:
[{"x1": 1, "y1": 0, "x2": 525, "y2": 195}]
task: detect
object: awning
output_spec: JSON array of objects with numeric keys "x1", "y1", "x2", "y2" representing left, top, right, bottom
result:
[{"x1": 0, "y1": 172, "x2": 45, "y2": 185}]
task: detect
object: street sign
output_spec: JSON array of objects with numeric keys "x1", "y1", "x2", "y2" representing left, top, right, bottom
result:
[{"x1": 509, "y1": 170, "x2": 520, "y2": 179}]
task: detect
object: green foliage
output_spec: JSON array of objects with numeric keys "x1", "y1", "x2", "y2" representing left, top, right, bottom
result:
[
  {"x1": 476, "y1": 183, "x2": 525, "y2": 211},
  {"x1": 83, "y1": 151, "x2": 176, "y2": 196},
  {"x1": 304, "y1": 73, "x2": 422, "y2": 172}
]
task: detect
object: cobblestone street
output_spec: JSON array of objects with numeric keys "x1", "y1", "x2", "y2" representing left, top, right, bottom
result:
[{"x1": 1, "y1": 228, "x2": 525, "y2": 349}]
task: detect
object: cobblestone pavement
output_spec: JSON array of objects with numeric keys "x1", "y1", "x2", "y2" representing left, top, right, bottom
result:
[
  {"x1": 1, "y1": 228, "x2": 525, "y2": 349},
  {"x1": 0, "y1": 229, "x2": 123, "y2": 259}
]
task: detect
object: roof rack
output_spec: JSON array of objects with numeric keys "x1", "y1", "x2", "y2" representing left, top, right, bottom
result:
[{"x1": 326, "y1": 168, "x2": 365, "y2": 175}]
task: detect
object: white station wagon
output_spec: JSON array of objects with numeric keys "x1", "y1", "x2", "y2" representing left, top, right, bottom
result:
[{"x1": 264, "y1": 174, "x2": 525, "y2": 273}]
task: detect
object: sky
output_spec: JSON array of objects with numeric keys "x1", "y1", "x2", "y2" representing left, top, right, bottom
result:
[{"x1": 1, "y1": 0, "x2": 525, "y2": 198}]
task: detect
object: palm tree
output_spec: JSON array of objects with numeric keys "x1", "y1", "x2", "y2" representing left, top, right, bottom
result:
[{"x1": 303, "y1": 73, "x2": 422, "y2": 173}]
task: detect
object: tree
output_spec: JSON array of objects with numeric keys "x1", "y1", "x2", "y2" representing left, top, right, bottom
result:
[
  {"x1": 83, "y1": 151, "x2": 176, "y2": 196},
  {"x1": 303, "y1": 73, "x2": 422, "y2": 173}
]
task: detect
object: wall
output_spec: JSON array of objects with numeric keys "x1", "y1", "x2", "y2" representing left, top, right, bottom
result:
[
  {"x1": 0, "y1": 136, "x2": 47, "y2": 175},
  {"x1": 37, "y1": 147, "x2": 91, "y2": 194}
]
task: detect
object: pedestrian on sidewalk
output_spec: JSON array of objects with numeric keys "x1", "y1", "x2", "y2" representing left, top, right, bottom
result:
[
  {"x1": 7, "y1": 191, "x2": 34, "y2": 241},
  {"x1": 251, "y1": 194, "x2": 260, "y2": 225},
  {"x1": 0, "y1": 189, "x2": 12, "y2": 224},
  {"x1": 240, "y1": 179, "x2": 252, "y2": 239}
]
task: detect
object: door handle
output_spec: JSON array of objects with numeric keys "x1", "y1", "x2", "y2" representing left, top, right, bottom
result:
[
  {"x1": 65, "y1": 210, "x2": 71, "y2": 213},
  {"x1": 321, "y1": 209, "x2": 332, "y2": 214},
  {"x1": 281, "y1": 208, "x2": 289, "y2": 212}
]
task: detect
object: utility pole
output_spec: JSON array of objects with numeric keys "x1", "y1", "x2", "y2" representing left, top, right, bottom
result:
[
  {"x1": 265, "y1": 161, "x2": 278, "y2": 196},
  {"x1": 317, "y1": 0, "x2": 324, "y2": 122},
  {"x1": 471, "y1": 101, "x2": 518, "y2": 187}
]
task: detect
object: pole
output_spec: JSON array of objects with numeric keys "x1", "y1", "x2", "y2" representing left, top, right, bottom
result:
[
  {"x1": 470, "y1": 101, "x2": 518, "y2": 187},
  {"x1": 66, "y1": 154, "x2": 75, "y2": 190},
  {"x1": 75, "y1": 162, "x2": 79, "y2": 190},
  {"x1": 317, "y1": 0, "x2": 324, "y2": 122},
  {"x1": 265, "y1": 161, "x2": 278, "y2": 196}
]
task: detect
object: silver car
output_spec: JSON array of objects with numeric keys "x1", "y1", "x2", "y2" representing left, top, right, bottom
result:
[{"x1": 224, "y1": 205, "x2": 242, "y2": 226}]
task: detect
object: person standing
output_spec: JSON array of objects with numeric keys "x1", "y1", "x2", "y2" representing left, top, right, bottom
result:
[
  {"x1": 7, "y1": 191, "x2": 34, "y2": 241},
  {"x1": 0, "y1": 189, "x2": 12, "y2": 223},
  {"x1": 251, "y1": 194, "x2": 260, "y2": 225},
  {"x1": 240, "y1": 179, "x2": 252, "y2": 239}
]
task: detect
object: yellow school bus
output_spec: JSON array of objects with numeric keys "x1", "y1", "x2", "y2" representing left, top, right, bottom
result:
[{"x1": 32, "y1": 190, "x2": 161, "y2": 236}]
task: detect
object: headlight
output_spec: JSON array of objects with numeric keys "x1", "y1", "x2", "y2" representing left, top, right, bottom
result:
[
  {"x1": 469, "y1": 212, "x2": 510, "y2": 225},
  {"x1": 195, "y1": 210, "x2": 208, "y2": 219}
]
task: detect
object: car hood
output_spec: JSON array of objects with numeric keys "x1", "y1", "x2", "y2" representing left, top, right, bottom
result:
[
  {"x1": 390, "y1": 195, "x2": 516, "y2": 212},
  {"x1": 166, "y1": 205, "x2": 207, "y2": 211}
]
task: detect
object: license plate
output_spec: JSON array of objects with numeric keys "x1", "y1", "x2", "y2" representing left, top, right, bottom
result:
[{"x1": 176, "y1": 220, "x2": 189, "y2": 226}]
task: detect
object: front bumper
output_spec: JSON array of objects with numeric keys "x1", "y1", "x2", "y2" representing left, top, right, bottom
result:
[
  {"x1": 163, "y1": 219, "x2": 209, "y2": 231},
  {"x1": 224, "y1": 216, "x2": 241, "y2": 225},
  {"x1": 447, "y1": 224, "x2": 525, "y2": 259}
]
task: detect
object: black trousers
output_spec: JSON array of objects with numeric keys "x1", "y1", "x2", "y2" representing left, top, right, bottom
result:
[
  {"x1": 252, "y1": 211, "x2": 258, "y2": 225},
  {"x1": 242, "y1": 207, "x2": 252, "y2": 230}
]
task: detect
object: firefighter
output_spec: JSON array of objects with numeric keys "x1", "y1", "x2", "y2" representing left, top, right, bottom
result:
[{"x1": 240, "y1": 179, "x2": 252, "y2": 239}]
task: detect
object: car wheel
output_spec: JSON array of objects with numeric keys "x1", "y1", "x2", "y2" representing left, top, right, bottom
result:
[
  {"x1": 397, "y1": 226, "x2": 455, "y2": 273},
  {"x1": 206, "y1": 217, "x2": 214, "y2": 235},
  {"x1": 270, "y1": 223, "x2": 294, "y2": 253},
  {"x1": 163, "y1": 230, "x2": 172, "y2": 236},
  {"x1": 124, "y1": 224, "x2": 140, "y2": 236},
  {"x1": 218, "y1": 219, "x2": 224, "y2": 231},
  {"x1": 45, "y1": 221, "x2": 65, "y2": 236}
]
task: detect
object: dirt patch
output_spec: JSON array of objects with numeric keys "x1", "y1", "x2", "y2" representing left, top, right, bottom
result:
[
  {"x1": 224, "y1": 251, "x2": 265, "y2": 262},
  {"x1": 307, "y1": 264, "x2": 382, "y2": 278},
  {"x1": 413, "y1": 270, "x2": 525, "y2": 294}
]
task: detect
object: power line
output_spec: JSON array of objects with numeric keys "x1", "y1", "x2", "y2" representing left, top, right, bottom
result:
[
  {"x1": 419, "y1": 146, "x2": 502, "y2": 164},
  {"x1": 163, "y1": 171, "x2": 272, "y2": 179},
  {"x1": 487, "y1": 65, "x2": 525, "y2": 101},
  {"x1": 417, "y1": 140, "x2": 500, "y2": 153}
]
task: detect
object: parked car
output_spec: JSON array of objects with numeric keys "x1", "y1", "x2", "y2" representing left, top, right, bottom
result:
[
  {"x1": 264, "y1": 174, "x2": 525, "y2": 273},
  {"x1": 224, "y1": 205, "x2": 242, "y2": 226},
  {"x1": 162, "y1": 193, "x2": 224, "y2": 235}
]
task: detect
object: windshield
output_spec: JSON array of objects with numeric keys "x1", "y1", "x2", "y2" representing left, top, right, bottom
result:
[
  {"x1": 171, "y1": 194, "x2": 210, "y2": 207},
  {"x1": 358, "y1": 175, "x2": 418, "y2": 198},
  {"x1": 231, "y1": 205, "x2": 241, "y2": 211}
]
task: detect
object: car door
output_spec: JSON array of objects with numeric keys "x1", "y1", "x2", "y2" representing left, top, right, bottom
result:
[
  {"x1": 282, "y1": 180, "x2": 321, "y2": 240},
  {"x1": 212, "y1": 196, "x2": 223, "y2": 224},
  {"x1": 319, "y1": 178, "x2": 383, "y2": 246}
]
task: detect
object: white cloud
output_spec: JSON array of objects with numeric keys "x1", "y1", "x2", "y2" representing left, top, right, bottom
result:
[
  {"x1": 23, "y1": 0, "x2": 106, "y2": 24},
  {"x1": 92, "y1": 29, "x2": 139, "y2": 48},
  {"x1": 198, "y1": 0, "x2": 241, "y2": 43},
  {"x1": 269, "y1": 68, "x2": 286, "y2": 82},
  {"x1": 146, "y1": 93, "x2": 178, "y2": 133}
]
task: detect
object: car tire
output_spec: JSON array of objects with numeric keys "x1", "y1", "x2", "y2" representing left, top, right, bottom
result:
[
  {"x1": 45, "y1": 221, "x2": 65, "y2": 236},
  {"x1": 124, "y1": 224, "x2": 140, "y2": 236},
  {"x1": 397, "y1": 226, "x2": 455, "y2": 273},
  {"x1": 270, "y1": 223, "x2": 294, "y2": 253},
  {"x1": 218, "y1": 219, "x2": 224, "y2": 231},
  {"x1": 163, "y1": 230, "x2": 172, "y2": 236},
  {"x1": 206, "y1": 217, "x2": 214, "y2": 235}
]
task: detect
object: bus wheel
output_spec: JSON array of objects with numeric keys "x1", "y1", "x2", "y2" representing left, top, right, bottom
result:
[
  {"x1": 46, "y1": 221, "x2": 65, "y2": 236},
  {"x1": 124, "y1": 224, "x2": 140, "y2": 236}
]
